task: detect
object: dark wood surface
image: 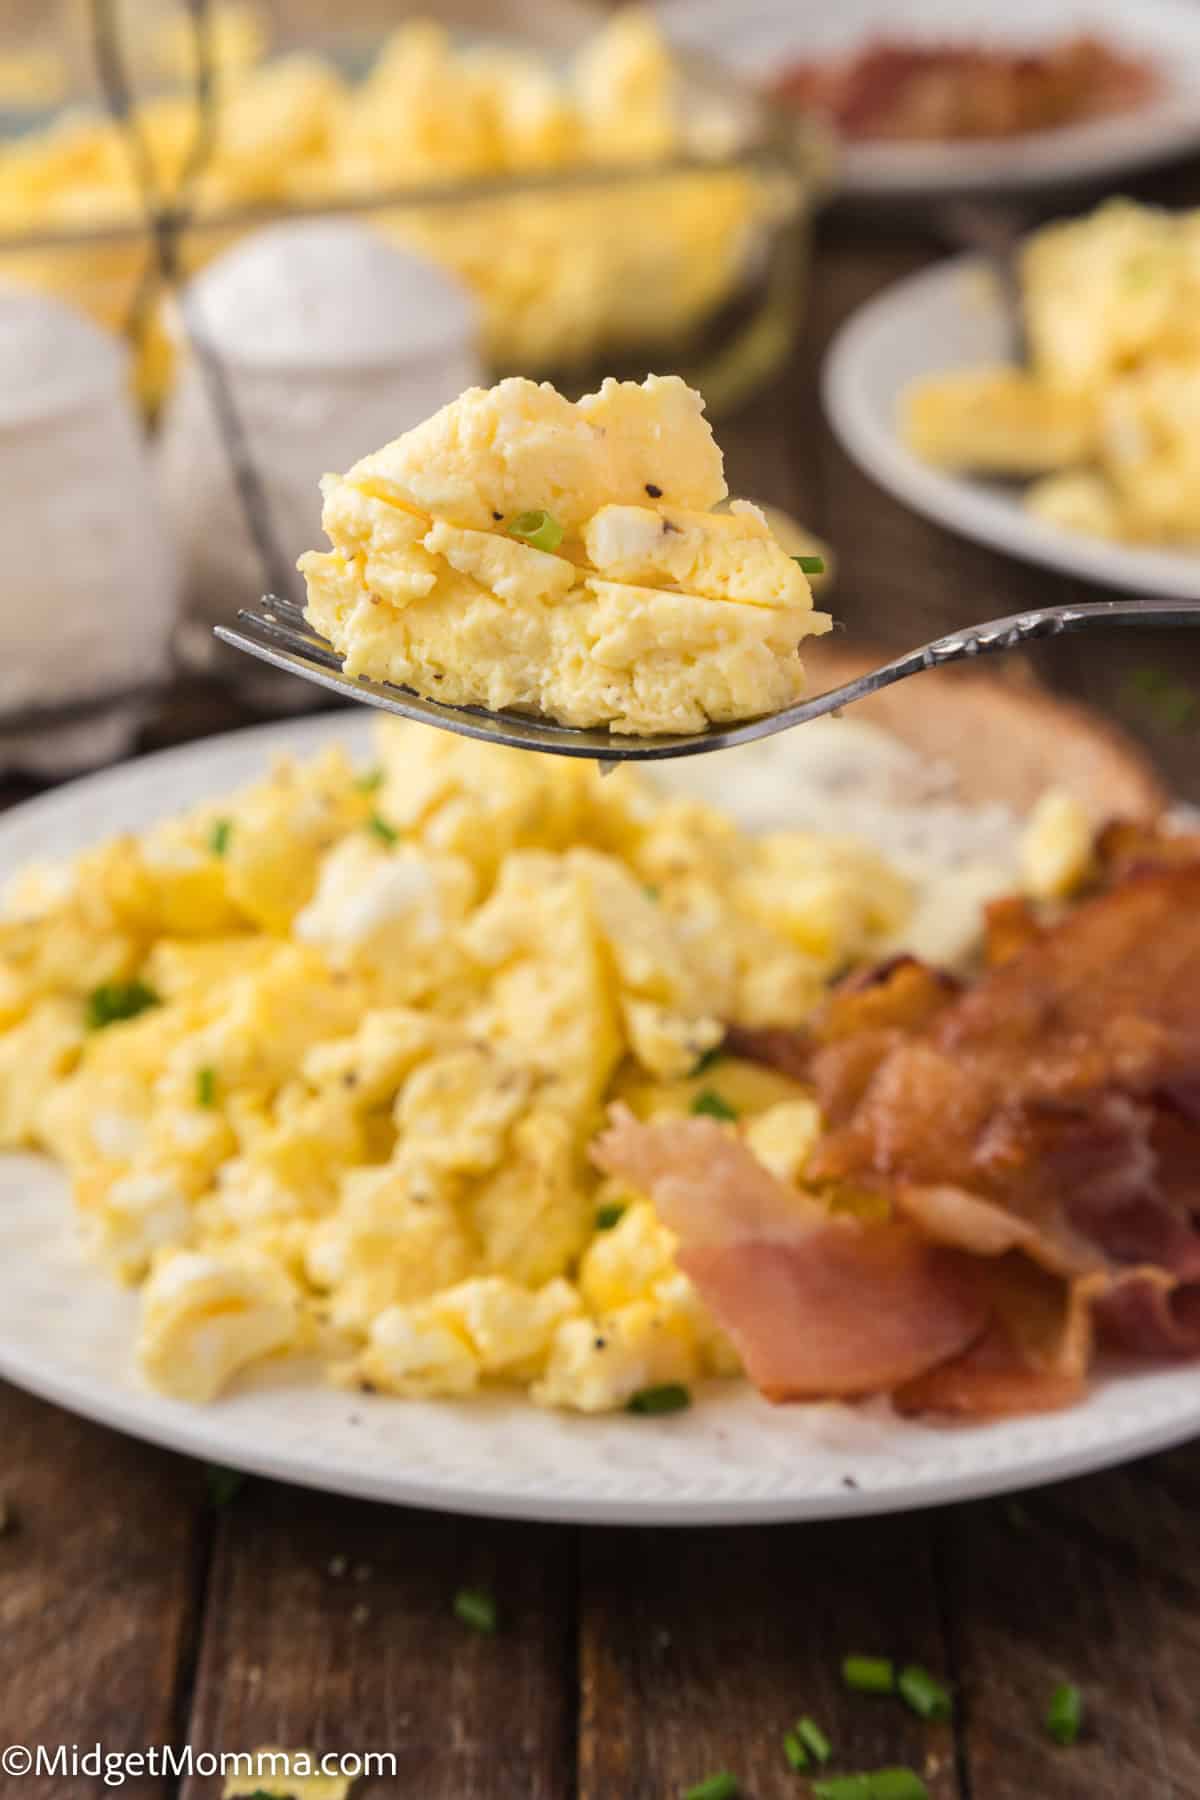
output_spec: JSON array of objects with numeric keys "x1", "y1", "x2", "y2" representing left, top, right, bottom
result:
[{"x1": 4, "y1": 153, "x2": 1200, "y2": 1800}]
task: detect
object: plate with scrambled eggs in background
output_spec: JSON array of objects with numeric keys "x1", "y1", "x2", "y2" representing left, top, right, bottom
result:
[
  {"x1": 823, "y1": 200, "x2": 1200, "y2": 601},
  {"x1": 4, "y1": 692, "x2": 1200, "y2": 1525}
]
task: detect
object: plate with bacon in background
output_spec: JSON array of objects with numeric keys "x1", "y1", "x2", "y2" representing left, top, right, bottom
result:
[{"x1": 658, "y1": 0, "x2": 1200, "y2": 197}]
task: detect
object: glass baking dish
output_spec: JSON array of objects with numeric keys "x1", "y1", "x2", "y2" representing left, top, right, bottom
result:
[{"x1": 0, "y1": 0, "x2": 832, "y2": 418}]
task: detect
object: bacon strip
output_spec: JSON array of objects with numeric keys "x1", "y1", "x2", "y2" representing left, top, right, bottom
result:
[
  {"x1": 895, "y1": 1260, "x2": 1099, "y2": 1419},
  {"x1": 627, "y1": 859, "x2": 1200, "y2": 1419},
  {"x1": 593, "y1": 1109, "x2": 987, "y2": 1401}
]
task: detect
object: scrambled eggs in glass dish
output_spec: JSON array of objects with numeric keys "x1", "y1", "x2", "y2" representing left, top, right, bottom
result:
[
  {"x1": 0, "y1": 10, "x2": 789, "y2": 407},
  {"x1": 0, "y1": 720, "x2": 1094, "y2": 1413},
  {"x1": 903, "y1": 199, "x2": 1200, "y2": 548},
  {"x1": 300, "y1": 373, "x2": 831, "y2": 734}
]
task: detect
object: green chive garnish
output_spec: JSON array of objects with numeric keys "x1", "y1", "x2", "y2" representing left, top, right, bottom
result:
[
  {"x1": 627, "y1": 1383, "x2": 691, "y2": 1415},
  {"x1": 367, "y1": 812, "x2": 398, "y2": 846},
  {"x1": 783, "y1": 1729, "x2": 808, "y2": 1771},
  {"x1": 796, "y1": 1717, "x2": 832, "y2": 1764},
  {"x1": 454, "y1": 1587, "x2": 498, "y2": 1635},
  {"x1": 195, "y1": 1066, "x2": 217, "y2": 1109},
  {"x1": 355, "y1": 766, "x2": 384, "y2": 792},
  {"x1": 691, "y1": 1088, "x2": 738, "y2": 1122},
  {"x1": 84, "y1": 980, "x2": 160, "y2": 1031},
  {"x1": 793, "y1": 554, "x2": 825, "y2": 575},
  {"x1": 898, "y1": 1665, "x2": 952, "y2": 1722},
  {"x1": 842, "y1": 1655, "x2": 896, "y2": 1695},
  {"x1": 509, "y1": 510, "x2": 564, "y2": 554},
  {"x1": 691, "y1": 1044, "x2": 725, "y2": 1076},
  {"x1": 595, "y1": 1203, "x2": 625, "y2": 1232},
  {"x1": 643, "y1": 884, "x2": 661, "y2": 901},
  {"x1": 684, "y1": 1774, "x2": 739, "y2": 1800},
  {"x1": 1046, "y1": 1682, "x2": 1083, "y2": 1746},
  {"x1": 204, "y1": 1464, "x2": 244, "y2": 1507},
  {"x1": 208, "y1": 818, "x2": 233, "y2": 856},
  {"x1": 814, "y1": 1774, "x2": 928, "y2": 1800}
]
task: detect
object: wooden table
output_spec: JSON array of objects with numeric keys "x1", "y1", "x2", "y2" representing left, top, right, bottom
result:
[{"x1": 5, "y1": 162, "x2": 1200, "y2": 1800}]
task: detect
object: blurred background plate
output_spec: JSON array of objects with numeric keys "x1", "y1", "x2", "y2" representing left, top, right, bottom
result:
[
  {"x1": 657, "y1": 0, "x2": 1200, "y2": 197},
  {"x1": 822, "y1": 254, "x2": 1200, "y2": 600}
]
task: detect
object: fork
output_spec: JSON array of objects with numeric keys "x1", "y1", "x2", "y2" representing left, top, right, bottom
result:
[{"x1": 215, "y1": 596, "x2": 1200, "y2": 765}]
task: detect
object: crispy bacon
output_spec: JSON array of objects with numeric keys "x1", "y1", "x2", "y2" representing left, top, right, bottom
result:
[
  {"x1": 811, "y1": 869, "x2": 1200, "y2": 1291},
  {"x1": 596, "y1": 858, "x2": 1200, "y2": 1421},
  {"x1": 895, "y1": 1259, "x2": 1098, "y2": 1419},
  {"x1": 592, "y1": 1110, "x2": 986, "y2": 1400},
  {"x1": 773, "y1": 35, "x2": 1158, "y2": 143}
]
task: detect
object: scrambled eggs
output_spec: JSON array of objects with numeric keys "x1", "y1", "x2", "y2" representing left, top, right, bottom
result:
[
  {"x1": 903, "y1": 199, "x2": 1200, "y2": 547},
  {"x1": 0, "y1": 10, "x2": 769, "y2": 406},
  {"x1": 301, "y1": 374, "x2": 831, "y2": 735},
  {"x1": 0, "y1": 721, "x2": 931, "y2": 1410}
]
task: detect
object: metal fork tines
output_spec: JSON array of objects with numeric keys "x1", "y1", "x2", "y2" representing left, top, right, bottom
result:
[{"x1": 217, "y1": 595, "x2": 1200, "y2": 764}]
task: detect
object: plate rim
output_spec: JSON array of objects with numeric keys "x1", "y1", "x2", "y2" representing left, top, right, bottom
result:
[
  {"x1": 821, "y1": 254, "x2": 1200, "y2": 600},
  {"x1": 3, "y1": 712, "x2": 1200, "y2": 1525}
]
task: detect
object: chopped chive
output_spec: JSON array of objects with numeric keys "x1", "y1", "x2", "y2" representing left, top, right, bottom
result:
[
  {"x1": 867, "y1": 1774, "x2": 929, "y2": 1800},
  {"x1": 684, "y1": 1774, "x2": 738, "y2": 1800},
  {"x1": 84, "y1": 980, "x2": 160, "y2": 1031},
  {"x1": 627, "y1": 1383, "x2": 691, "y2": 1415},
  {"x1": 367, "y1": 812, "x2": 398, "y2": 846},
  {"x1": 691, "y1": 1044, "x2": 725, "y2": 1077},
  {"x1": 783, "y1": 1729, "x2": 808, "y2": 1772},
  {"x1": 509, "y1": 509, "x2": 564, "y2": 554},
  {"x1": 453, "y1": 1587, "x2": 498, "y2": 1635},
  {"x1": 793, "y1": 554, "x2": 826, "y2": 575},
  {"x1": 796, "y1": 1717, "x2": 832, "y2": 1764},
  {"x1": 355, "y1": 766, "x2": 384, "y2": 792},
  {"x1": 898, "y1": 1664, "x2": 952, "y2": 1722},
  {"x1": 691, "y1": 1088, "x2": 738, "y2": 1122},
  {"x1": 204, "y1": 1464, "x2": 245, "y2": 1507},
  {"x1": 595, "y1": 1202, "x2": 626, "y2": 1232},
  {"x1": 1046, "y1": 1682, "x2": 1083, "y2": 1746},
  {"x1": 814, "y1": 1774, "x2": 928, "y2": 1800},
  {"x1": 195, "y1": 1066, "x2": 217, "y2": 1109},
  {"x1": 208, "y1": 817, "x2": 233, "y2": 856},
  {"x1": 842, "y1": 1655, "x2": 896, "y2": 1695},
  {"x1": 643, "y1": 883, "x2": 661, "y2": 901}
]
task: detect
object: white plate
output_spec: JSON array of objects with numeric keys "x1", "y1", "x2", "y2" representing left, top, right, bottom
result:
[
  {"x1": 2, "y1": 715, "x2": 1199, "y2": 1524},
  {"x1": 823, "y1": 255, "x2": 1200, "y2": 601},
  {"x1": 660, "y1": 0, "x2": 1200, "y2": 197}
]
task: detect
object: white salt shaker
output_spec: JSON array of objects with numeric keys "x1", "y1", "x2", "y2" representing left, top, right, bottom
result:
[
  {"x1": 158, "y1": 221, "x2": 483, "y2": 672},
  {"x1": 0, "y1": 285, "x2": 178, "y2": 777}
]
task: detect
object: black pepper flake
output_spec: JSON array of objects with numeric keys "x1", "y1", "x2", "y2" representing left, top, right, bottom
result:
[
  {"x1": 662, "y1": 518, "x2": 681, "y2": 535},
  {"x1": 492, "y1": 511, "x2": 503, "y2": 521},
  {"x1": 593, "y1": 1336, "x2": 608, "y2": 1351},
  {"x1": 342, "y1": 1072, "x2": 358, "y2": 1089},
  {"x1": 645, "y1": 482, "x2": 663, "y2": 498}
]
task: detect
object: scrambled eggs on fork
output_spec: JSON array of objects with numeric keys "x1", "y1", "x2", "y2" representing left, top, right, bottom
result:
[{"x1": 0, "y1": 724, "x2": 926, "y2": 1411}]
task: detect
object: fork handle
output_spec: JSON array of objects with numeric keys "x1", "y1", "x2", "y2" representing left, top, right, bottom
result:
[{"x1": 863, "y1": 598, "x2": 1200, "y2": 698}]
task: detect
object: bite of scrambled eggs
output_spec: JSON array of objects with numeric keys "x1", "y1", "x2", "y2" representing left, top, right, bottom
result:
[
  {"x1": 902, "y1": 199, "x2": 1200, "y2": 547},
  {"x1": 0, "y1": 722, "x2": 1095, "y2": 1412},
  {"x1": 300, "y1": 374, "x2": 831, "y2": 735}
]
